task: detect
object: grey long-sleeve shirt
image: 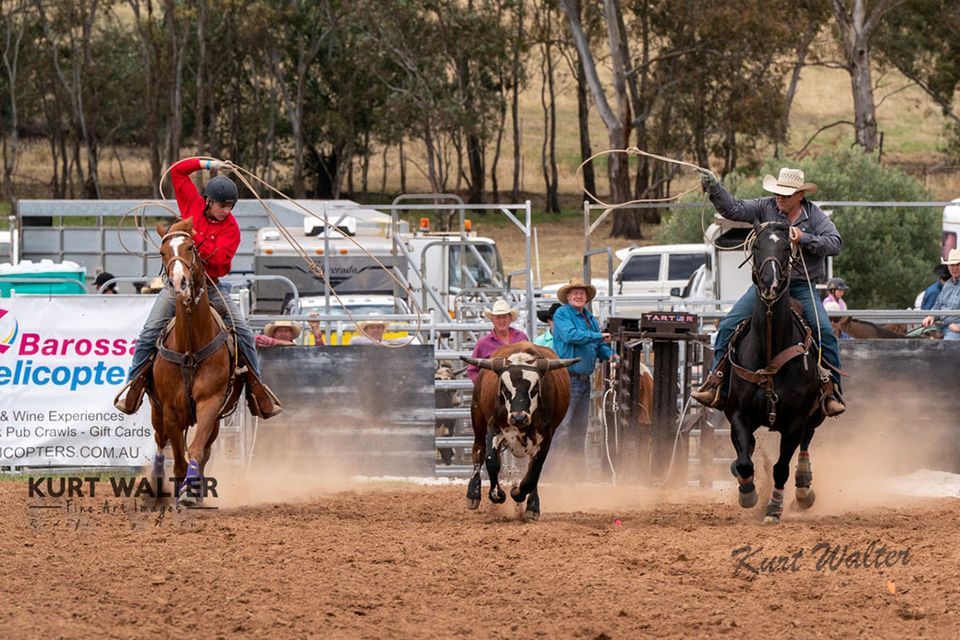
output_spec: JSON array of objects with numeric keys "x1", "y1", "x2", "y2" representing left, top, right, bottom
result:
[
  {"x1": 931, "y1": 277, "x2": 960, "y2": 326},
  {"x1": 706, "y1": 183, "x2": 842, "y2": 282}
]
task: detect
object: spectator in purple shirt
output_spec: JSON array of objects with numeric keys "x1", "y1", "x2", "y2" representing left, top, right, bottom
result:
[{"x1": 466, "y1": 299, "x2": 529, "y2": 383}]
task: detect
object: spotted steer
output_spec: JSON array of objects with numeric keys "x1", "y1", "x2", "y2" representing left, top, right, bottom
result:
[{"x1": 461, "y1": 342, "x2": 578, "y2": 521}]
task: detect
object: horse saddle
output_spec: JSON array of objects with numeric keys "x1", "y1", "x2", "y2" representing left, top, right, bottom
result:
[{"x1": 156, "y1": 309, "x2": 242, "y2": 419}]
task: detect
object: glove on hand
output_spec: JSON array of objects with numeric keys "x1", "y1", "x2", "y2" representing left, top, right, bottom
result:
[{"x1": 699, "y1": 169, "x2": 718, "y2": 188}]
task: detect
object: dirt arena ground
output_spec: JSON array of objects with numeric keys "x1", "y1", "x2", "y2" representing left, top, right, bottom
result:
[{"x1": 2, "y1": 458, "x2": 959, "y2": 640}]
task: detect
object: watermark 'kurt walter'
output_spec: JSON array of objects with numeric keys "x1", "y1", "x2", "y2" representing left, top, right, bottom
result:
[{"x1": 731, "y1": 541, "x2": 911, "y2": 576}]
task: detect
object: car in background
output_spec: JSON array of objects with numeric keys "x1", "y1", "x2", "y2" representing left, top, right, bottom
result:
[{"x1": 284, "y1": 294, "x2": 419, "y2": 345}]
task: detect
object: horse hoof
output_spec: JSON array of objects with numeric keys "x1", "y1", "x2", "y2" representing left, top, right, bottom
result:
[
  {"x1": 523, "y1": 509, "x2": 540, "y2": 522},
  {"x1": 762, "y1": 514, "x2": 781, "y2": 525},
  {"x1": 490, "y1": 488, "x2": 506, "y2": 504},
  {"x1": 510, "y1": 486, "x2": 524, "y2": 503},
  {"x1": 466, "y1": 497, "x2": 480, "y2": 510},
  {"x1": 795, "y1": 488, "x2": 816, "y2": 509},
  {"x1": 178, "y1": 490, "x2": 198, "y2": 507},
  {"x1": 739, "y1": 491, "x2": 758, "y2": 509}
]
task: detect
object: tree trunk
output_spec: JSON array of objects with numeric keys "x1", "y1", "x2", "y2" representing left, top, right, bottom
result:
[
  {"x1": 575, "y1": 52, "x2": 595, "y2": 200},
  {"x1": 539, "y1": 14, "x2": 560, "y2": 214},
  {"x1": 399, "y1": 138, "x2": 407, "y2": 193},
  {"x1": 560, "y1": 0, "x2": 635, "y2": 234},
  {"x1": 510, "y1": 0, "x2": 523, "y2": 201},
  {"x1": 830, "y1": 0, "x2": 903, "y2": 153},
  {"x1": 194, "y1": 0, "x2": 208, "y2": 157}
]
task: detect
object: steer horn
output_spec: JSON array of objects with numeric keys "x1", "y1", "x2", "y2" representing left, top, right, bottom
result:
[
  {"x1": 536, "y1": 357, "x2": 581, "y2": 373},
  {"x1": 460, "y1": 356, "x2": 507, "y2": 373}
]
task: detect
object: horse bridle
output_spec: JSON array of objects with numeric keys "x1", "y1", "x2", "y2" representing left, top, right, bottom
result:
[
  {"x1": 733, "y1": 223, "x2": 812, "y2": 424},
  {"x1": 161, "y1": 230, "x2": 206, "y2": 305}
]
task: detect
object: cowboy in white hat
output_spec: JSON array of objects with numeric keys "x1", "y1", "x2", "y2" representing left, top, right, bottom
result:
[
  {"x1": 695, "y1": 167, "x2": 845, "y2": 417},
  {"x1": 351, "y1": 319, "x2": 390, "y2": 345},
  {"x1": 465, "y1": 298, "x2": 528, "y2": 383},
  {"x1": 255, "y1": 320, "x2": 303, "y2": 347},
  {"x1": 922, "y1": 249, "x2": 960, "y2": 340},
  {"x1": 550, "y1": 277, "x2": 616, "y2": 476}
]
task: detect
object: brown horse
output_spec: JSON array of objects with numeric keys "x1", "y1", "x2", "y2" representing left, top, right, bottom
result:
[
  {"x1": 149, "y1": 218, "x2": 234, "y2": 505},
  {"x1": 830, "y1": 317, "x2": 941, "y2": 340}
]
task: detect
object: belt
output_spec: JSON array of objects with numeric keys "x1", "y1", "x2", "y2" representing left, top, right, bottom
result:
[{"x1": 569, "y1": 372, "x2": 591, "y2": 381}]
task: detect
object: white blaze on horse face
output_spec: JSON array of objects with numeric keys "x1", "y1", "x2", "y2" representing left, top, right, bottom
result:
[{"x1": 168, "y1": 236, "x2": 189, "y2": 293}]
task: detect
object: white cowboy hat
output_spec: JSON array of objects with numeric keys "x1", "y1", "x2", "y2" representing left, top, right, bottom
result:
[
  {"x1": 482, "y1": 298, "x2": 519, "y2": 321},
  {"x1": 264, "y1": 320, "x2": 302, "y2": 338},
  {"x1": 140, "y1": 276, "x2": 165, "y2": 293},
  {"x1": 943, "y1": 249, "x2": 960, "y2": 265},
  {"x1": 557, "y1": 277, "x2": 597, "y2": 304},
  {"x1": 356, "y1": 319, "x2": 389, "y2": 331},
  {"x1": 762, "y1": 168, "x2": 819, "y2": 197}
]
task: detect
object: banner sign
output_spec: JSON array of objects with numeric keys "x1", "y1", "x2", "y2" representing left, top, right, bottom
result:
[{"x1": 0, "y1": 296, "x2": 155, "y2": 466}]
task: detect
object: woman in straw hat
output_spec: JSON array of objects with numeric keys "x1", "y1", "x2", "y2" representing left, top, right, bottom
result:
[
  {"x1": 466, "y1": 298, "x2": 529, "y2": 383},
  {"x1": 922, "y1": 249, "x2": 960, "y2": 340},
  {"x1": 550, "y1": 277, "x2": 615, "y2": 475},
  {"x1": 694, "y1": 166, "x2": 845, "y2": 417}
]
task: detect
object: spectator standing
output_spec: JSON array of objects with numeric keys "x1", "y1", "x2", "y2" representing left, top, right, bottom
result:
[{"x1": 466, "y1": 299, "x2": 529, "y2": 383}]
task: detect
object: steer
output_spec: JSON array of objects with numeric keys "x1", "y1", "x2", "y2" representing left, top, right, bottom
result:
[{"x1": 461, "y1": 342, "x2": 578, "y2": 521}]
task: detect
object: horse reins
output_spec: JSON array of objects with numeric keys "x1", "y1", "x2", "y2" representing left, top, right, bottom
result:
[
  {"x1": 157, "y1": 229, "x2": 232, "y2": 424},
  {"x1": 731, "y1": 228, "x2": 813, "y2": 425}
]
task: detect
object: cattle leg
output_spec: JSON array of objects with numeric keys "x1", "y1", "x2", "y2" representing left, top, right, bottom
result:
[
  {"x1": 729, "y1": 415, "x2": 758, "y2": 508},
  {"x1": 467, "y1": 404, "x2": 486, "y2": 510},
  {"x1": 485, "y1": 429, "x2": 506, "y2": 504},
  {"x1": 794, "y1": 427, "x2": 816, "y2": 510},
  {"x1": 511, "y1": 444, "x2": 550, "y2": 522}
]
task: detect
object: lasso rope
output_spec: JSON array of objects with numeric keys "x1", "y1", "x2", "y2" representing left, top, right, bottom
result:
[{"x1": 150, "y1": 157, "x2": 424, "y2": 348}]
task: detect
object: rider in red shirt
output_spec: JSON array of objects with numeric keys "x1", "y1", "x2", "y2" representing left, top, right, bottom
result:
[{"x1": 115, "y1": 158, "x2": 282, "y2": 419}]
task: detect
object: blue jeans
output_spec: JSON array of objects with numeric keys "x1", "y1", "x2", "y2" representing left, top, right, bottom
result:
[
  {"x1": 551, "y1": 375, "x2": 592, "y2": 473},
  {"x1": 128, "y1": 283, "x2": 259, "y2": 378},
  {"x1": 713, "y1": 282, "x2": 841, "y2": 385},
  {"x1": 944, "y1": 329, "x2": 960, "y2": 341}
]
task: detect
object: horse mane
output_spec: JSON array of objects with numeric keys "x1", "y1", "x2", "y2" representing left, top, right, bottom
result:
[{"x1": 168, "y1": 217, "x2": 194, "y2": 235}]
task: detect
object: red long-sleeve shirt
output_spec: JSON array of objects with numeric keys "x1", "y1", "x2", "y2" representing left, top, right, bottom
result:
[{"x1": 170, "y1": 158, "x2": 241, "y2": 279}]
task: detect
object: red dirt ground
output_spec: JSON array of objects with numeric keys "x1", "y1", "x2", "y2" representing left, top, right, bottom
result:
[{"x1": 1, "y1": 469, "x2": 958, "y2": 639}]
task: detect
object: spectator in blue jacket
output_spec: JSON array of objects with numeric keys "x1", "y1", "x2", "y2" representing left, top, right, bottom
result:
[
  {"x1": 921, "y1": 263, "x2": 950, "y2": 311},
  {"x1": 551, "y1": 277, "x2": 615, "y2": 477}
]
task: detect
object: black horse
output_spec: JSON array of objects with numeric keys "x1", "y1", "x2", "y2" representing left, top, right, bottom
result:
[{"x1": 725, "y1": 222, "x2": 826, "y2": 523}]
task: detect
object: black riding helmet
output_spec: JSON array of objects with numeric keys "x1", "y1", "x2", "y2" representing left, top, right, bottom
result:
[{"x1": 203, "y1": 175, "x2": 238, "y2": 204}]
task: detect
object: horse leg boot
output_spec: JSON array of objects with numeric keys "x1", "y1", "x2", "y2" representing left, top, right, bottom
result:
[
  {"x1": 114, "y1": 360, "x2": 154, "y2": 415},
  {"x1": 240, "y1": 359, "x2": 283, "y2": 419},
  {"x1": 691, "y1": 355, "x2": 730, "y2": 409}
]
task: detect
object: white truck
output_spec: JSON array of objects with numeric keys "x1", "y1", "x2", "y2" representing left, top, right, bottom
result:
[{"x1": 252, "y1": 203, "x2": 505, "y2": 321}]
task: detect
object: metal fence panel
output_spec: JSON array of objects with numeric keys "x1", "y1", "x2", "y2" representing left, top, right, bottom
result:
[{"x1": 255, "y1": 345, "x2": 436, "y2": 476}]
